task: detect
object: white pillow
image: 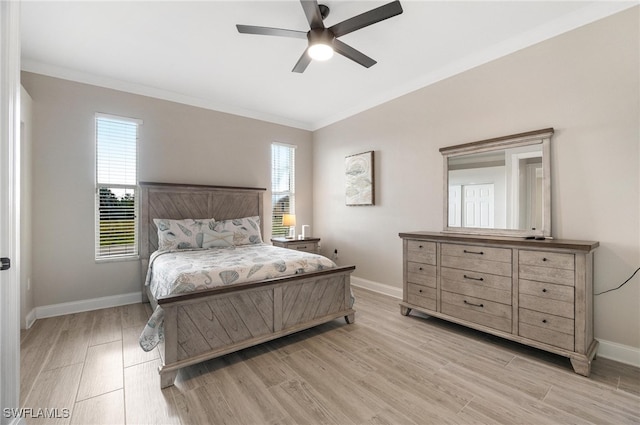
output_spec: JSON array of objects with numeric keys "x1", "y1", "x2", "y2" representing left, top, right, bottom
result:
[
  {"x1": 154, "y1": 218, "x2": 216, "y2": 251},
  {"x1": 209, "y1": 216, "x2": 263, "y2": 246}
]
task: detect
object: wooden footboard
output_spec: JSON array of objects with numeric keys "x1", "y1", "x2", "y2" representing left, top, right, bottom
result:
[{"x1": 154, "y1": 266, "x2": 356, "y2": 388}]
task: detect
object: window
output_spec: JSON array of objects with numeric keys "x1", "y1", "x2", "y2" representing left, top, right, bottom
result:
[
  {"x1": 271, "y1": 143, "x2": 295, "y2": 237},
  {"x1": 95, "y1": 114, "x2": 141, "y2": 260}
]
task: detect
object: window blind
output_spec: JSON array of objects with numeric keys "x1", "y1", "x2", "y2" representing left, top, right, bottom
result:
[
  {"x1": 95, "y1": 114, "x2": 141, "y2": 260},
  {"x1": 271, "y1": 143, "x2": 296, "y2": 237}
]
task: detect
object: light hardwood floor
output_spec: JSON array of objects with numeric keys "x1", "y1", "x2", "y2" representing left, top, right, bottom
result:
[{"x1": 20, "y1": 287, "x2": 640, "y2": 425}]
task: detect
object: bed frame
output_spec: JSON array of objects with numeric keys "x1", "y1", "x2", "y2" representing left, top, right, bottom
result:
[{"x1": 139, "y1": 182, "x2": 356, "y2": 388}]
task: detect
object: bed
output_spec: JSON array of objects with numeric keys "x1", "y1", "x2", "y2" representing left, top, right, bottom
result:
[{"x1": 138, "y1": 182, "x2": 356, "y2": 388}]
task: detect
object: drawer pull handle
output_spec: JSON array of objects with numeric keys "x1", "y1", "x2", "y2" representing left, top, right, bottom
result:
[
  {"x1": 464, "y1": 274, "x2": 484, "y2": 282},
  {"x1": 463, "y1": 300, "x2": 484, "y2": 308},
  {"x1": 419, "y1": 267, "x2": 423, "y2": 271},
  {"x1": 419, "y1": 245, "x2": 423, "y2": 249},
  {"x1": 542, "y1": 319, "x2": 547, "y2": 324},
  {"x1": 542, "y1": 288, "x2": 547, "y2": 293},
  {"x1": 542, "y1": 258, "x2": 548, "y2": 261},
  {"x1": 418, "y1": 289, "x2": 423, "y2": 293},
  {"x1": 463, "y1": 249, "x2": 484, "y2": 255}
]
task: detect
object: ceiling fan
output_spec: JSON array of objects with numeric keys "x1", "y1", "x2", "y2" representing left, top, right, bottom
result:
[{"x1": 236, "y1": 0, "x2": 403, "y2": 73}]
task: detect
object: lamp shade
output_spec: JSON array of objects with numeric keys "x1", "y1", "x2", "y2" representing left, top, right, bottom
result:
[{"x1": 282, "y1": 214, "x2": 296, "y2": 227}]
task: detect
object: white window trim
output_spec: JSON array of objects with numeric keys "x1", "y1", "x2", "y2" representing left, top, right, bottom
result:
[
  {"x1": 95, "y1": 113, "x2": 142, "y2": 262},
  {"x1": 271, "y1": 142, "x2": 296, "y2": 238}
]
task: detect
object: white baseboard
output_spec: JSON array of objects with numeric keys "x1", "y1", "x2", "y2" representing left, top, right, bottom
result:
[
  {"x1": 34, "y1": 291, "x2": 143, "y2": 321},
  {"x1": 24, "y1": 308, "x2": 36, "y2": 329},
  {"x1": 349, "y1": 276, "x2": 640, "y2": 368},
  {"x1": 597, "y1": 339, "x2": 640, "y2": 368},
  {"x1": 350, "y1": 276, "x2": 402, "y2": 299}
]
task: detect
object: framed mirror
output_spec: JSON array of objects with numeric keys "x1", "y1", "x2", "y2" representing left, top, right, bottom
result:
[{"x1": 441, "y1": 128, "x2": 553, "y2": 238}]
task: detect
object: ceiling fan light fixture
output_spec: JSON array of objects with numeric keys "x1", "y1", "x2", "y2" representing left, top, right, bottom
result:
[
  {"x1": 237, "y1": 0, "x2": 404, "y2": 73},
  {"x1": 308, "y1": 43, "x2": 334, "y2": 61},
  {"x1": 307, "y1": 28, "x2": 334, "y2": 61}
]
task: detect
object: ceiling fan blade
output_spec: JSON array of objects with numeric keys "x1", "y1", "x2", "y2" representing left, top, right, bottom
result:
[
  {"x1": 299, "y1": 0, "x2": 325, "y2": 29},
  {"x1": 333, "y1": 39, "x2": 376, "y2": 68},
  {"x1": 236, "y1": 24, "x2": 307, "y2": 39},
  {"x1": 329, "y1": 0, "x2": 403, "y2": 38},
  {"x1": 292, "y1": 49, "x2": 312, "y2": 73}
]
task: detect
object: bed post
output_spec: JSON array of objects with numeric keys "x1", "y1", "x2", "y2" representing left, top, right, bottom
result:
[
  {"x1": 159, "y1": 304, "x2": 178, "y2": 388},
  {"x1": 344, "y1": 275, "x2": 355, "y2": 324}
]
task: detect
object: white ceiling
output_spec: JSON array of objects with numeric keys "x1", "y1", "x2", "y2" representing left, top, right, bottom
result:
[{"x1": 20, "y1": 1, "x2": 634, "y2": 131}]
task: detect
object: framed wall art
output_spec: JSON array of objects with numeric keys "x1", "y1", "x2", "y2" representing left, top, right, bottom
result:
[{"x1": 345, "y1": 150, "x2": 375, "y2": 206}]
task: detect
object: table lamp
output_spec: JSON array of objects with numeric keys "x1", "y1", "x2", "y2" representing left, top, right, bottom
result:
[{"x1": 282, "y1": 214, "x2": 296, "y2": 239}]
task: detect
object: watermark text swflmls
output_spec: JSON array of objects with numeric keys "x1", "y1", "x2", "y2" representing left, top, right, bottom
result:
[{"x1": 3, "y1": 408, "x2": 71, "y2": 419}]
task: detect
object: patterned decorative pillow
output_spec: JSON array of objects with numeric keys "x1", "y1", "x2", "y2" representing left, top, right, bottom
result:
[
  {"x1": 153, "y1": 218, "x2": 216, "y2": 251},
  {"x1": 209, "y1": 216, "x2": 263, "y2": 246}
]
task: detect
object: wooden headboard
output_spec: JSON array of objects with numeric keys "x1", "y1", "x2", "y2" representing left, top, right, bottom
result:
[
  {"x1": 139, "y1": 182, "x2": 266, "y2": 258},
  {"x1": 139, "y1": 182, "x2": 266, "y2": 294}
]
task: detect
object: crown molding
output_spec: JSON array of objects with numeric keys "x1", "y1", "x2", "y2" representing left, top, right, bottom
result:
[{"x1": 20, "y1": 59, "x2": 314, "y2": 131}]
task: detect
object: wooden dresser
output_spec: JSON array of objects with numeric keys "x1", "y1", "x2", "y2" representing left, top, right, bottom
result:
[{"x1": 399, "y1": 231, "x2": 599, "y2": 376}]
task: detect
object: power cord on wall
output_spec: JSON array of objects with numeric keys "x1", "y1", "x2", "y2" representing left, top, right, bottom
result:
[{"x1": 594, "y1": 266, "x2": 640, "y2": 296}]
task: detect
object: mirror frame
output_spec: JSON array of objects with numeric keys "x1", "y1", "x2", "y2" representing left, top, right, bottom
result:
[{"x1": 441, "y1": 128, "x2": 553, "y2": 238}]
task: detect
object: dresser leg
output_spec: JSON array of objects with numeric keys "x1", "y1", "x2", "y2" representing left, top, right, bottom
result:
[
  {"x1": 570, "y1": 339, "x2": 599, "y2": 377},
  {"x1": 400, "y1": 305, "x2": 412, "y2": 316},
  {"x1": 570, "y1": 357, "x2": 592, "y2": 377},
  {"x1": 345, "y1": 313, "x2": 355, "y2": 324}
]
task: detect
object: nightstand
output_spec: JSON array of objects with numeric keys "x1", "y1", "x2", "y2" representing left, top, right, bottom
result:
[{"x1": 271, "y1": 237, "x2": 320, "y2": 254}]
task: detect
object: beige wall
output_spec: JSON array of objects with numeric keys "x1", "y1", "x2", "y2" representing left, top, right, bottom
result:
[
  {"x1": 313, "y1": 8, "x2": 640, "y2": 349},
  {"x1": 21, "y1": 72, "x2": 313, "y2": 307}
]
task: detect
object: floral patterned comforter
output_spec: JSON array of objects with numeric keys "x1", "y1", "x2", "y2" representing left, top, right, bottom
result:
[{"x1": 139, "y1": 244, "x2": 337, "y2": 351}]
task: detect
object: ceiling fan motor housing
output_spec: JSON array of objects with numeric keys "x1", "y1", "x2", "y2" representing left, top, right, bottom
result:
[{"x1": 308, "y1": 28, "x2": 334, "y2": 46}]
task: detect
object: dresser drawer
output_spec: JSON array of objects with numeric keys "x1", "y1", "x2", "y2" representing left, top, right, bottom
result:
[
  {"x1": 442, "y1": 243, "x2": 512, "y2": 263},
  {"x1": 519, "y1": 308, "x2": 574, "y2": 335},
  {"x1": 284, "y1": 241, "x2": 318, "y2": 253},
  {"x1": 520, "y1": 279, "x2": 574, "y2": 303},
  {"x1": 441, "y1": 291, "x2": 512, "y2": 333},
  {"x1": 519, "y1": 313, "x2": 574, "y2": 351},
  {"x1": 441, "y1": 267, "x2": 511, "y2": 305},
  {"x1": 519, "y1": 250, "x2": 575, "y2": 286},
  {"x1": 519, "y1": 264, "x2": 574, "y2": 287},
  {"x1": 407, "y1": 240, "x2": 436, "y2": 265},
  {"x1": 441, "y1": 244, "x2": 512, "y2": 277},
  {"x1": 519, "y1": 280, "x2": 574, "y2": 319},
  {"x1": 519, "y1": 250, "x2": 574, "y2": 270},
  {"x1": 407, "y1": 262, "x2": 436, "y2": 288},
  {"x1": 407, "y1": 283, "x2": 436, "y2": 311}
]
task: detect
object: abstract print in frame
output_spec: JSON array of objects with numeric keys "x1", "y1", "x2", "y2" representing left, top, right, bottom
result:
[{"x1": 345, "y1": 150, "x2": 375, "y2": 206}]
